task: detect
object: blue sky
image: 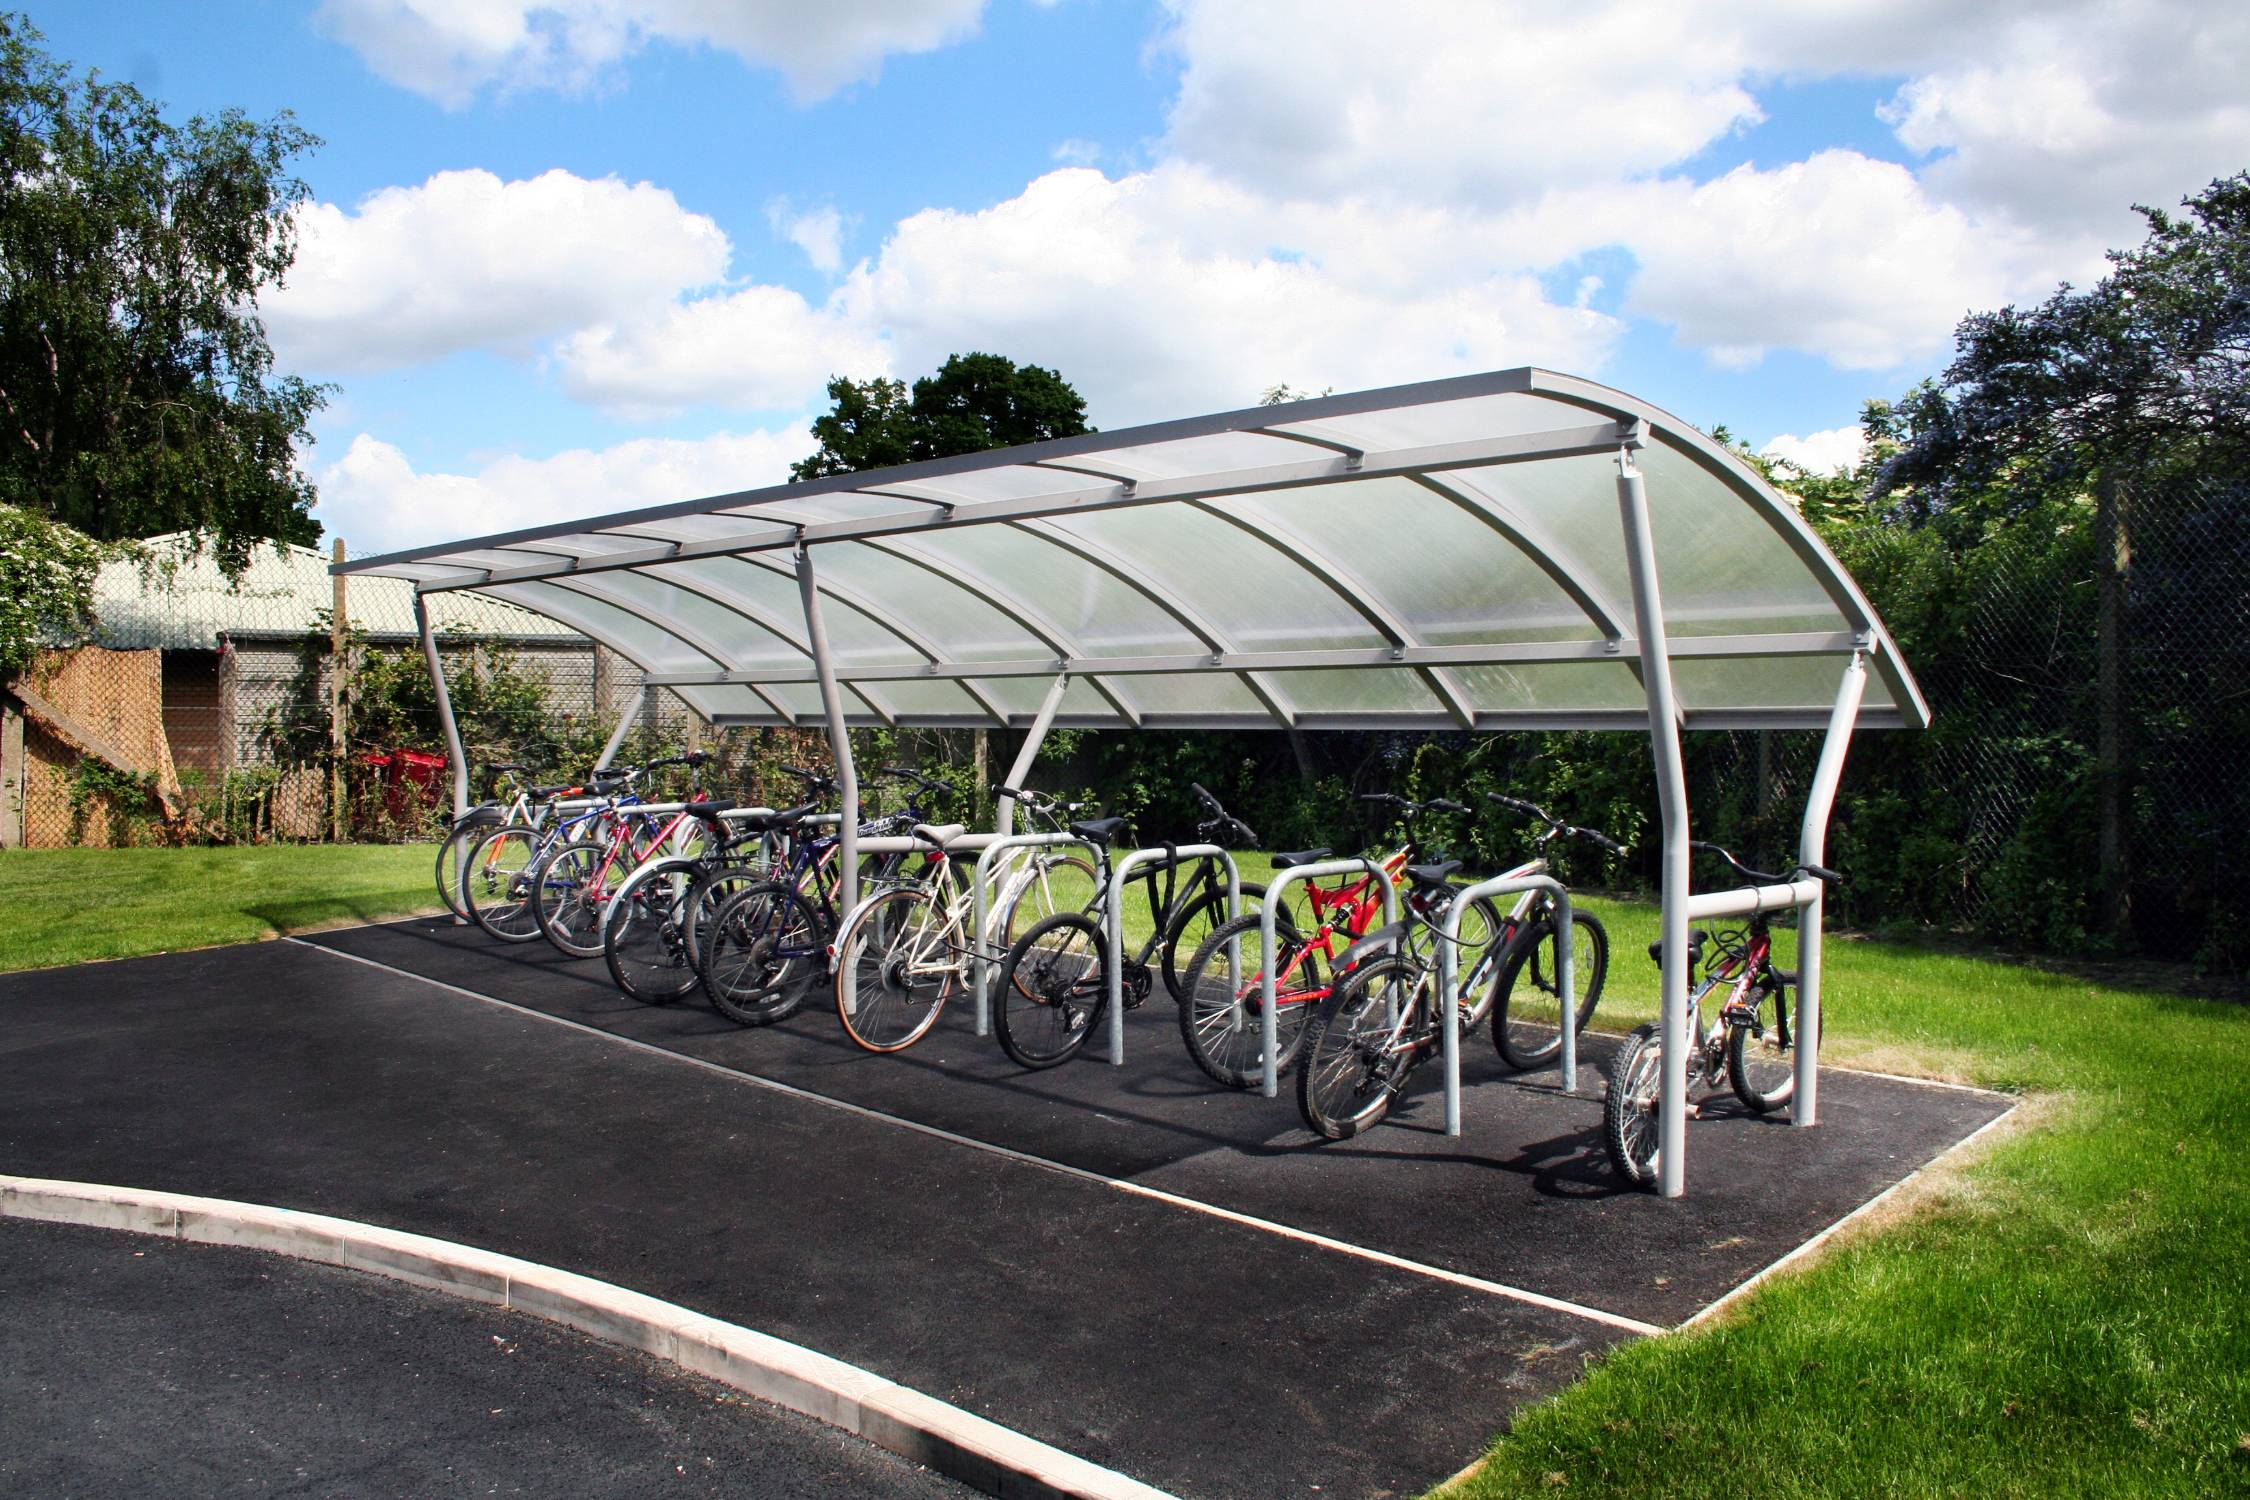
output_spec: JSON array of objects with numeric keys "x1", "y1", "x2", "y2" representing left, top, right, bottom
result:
[{"x1": 28, "y1": 1, "x2": 2249, "y2": 552}]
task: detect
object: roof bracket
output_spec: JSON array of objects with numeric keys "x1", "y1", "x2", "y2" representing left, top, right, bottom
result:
[
  {"x1": 1620, "y1": 417, "x2": 1650, "y2": 450},
  {"x1": 1603, "y1": 637, "x2": 1625, "y2": 655}
]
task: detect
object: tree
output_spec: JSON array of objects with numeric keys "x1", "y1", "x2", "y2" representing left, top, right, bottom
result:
[
  {"x1": 0, "y1": 502, "x2": 106, "y2": 676},
  {"x1": 792, "y1": 353, "x2": 1092, "y2": 480},
  {"x1": 0, "y1": 13, "x2": 327, "y2": 569}
]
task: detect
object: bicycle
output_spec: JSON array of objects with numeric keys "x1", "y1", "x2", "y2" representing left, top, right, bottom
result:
[
  {"x1": 599, "y1": 795, "x2": 802, "y2": 1004},
  {"x1": 694, "y1": 765, "x2": 939, "y2": 1027},
  {"x1": 988, "y1": 788, "x2": 1263, "y2": 1070},
  {"x1": 458, "y1": 768, "x2": 633, "y2": 942},
  {"x1": 1601, "y1": 843, "x2": 1840, "y2": 1188},
  {"x1": 531, "y1": 754, "x2": 716, "y2": 957},
  {"x1": 1478, "y1": 793, "x2": 1623, "y2": 1071},
  {"x1": 1293, "y1": 858, "x2": 1490, "y2": 1138},
  {"x1": 1174, "y1": 793, "x2": 1498, "y2": 1090},
  {"x1": 824, "y1": 788, "x2": 1108, "y2": 1053}
]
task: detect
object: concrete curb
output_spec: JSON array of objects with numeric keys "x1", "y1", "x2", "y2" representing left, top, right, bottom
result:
[{"x1": 0, "y1": 1174, "x2": 1176, "y2": 1500}]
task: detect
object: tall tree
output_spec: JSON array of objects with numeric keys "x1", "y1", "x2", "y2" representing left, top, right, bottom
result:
[
  {"x1": 792, "y1": 352, "x2": 1092, "y2": 480},
  {"x1": 0, "y1": 13, "x2": 327, "y2": 568}
]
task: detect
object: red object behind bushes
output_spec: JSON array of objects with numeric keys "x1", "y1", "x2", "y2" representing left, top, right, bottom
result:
[{"x1": 357, "y1": 746, "x2": 450, "y2": 831}]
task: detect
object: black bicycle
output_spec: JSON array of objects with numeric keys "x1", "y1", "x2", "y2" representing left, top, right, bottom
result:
[{"x1": 988, "y1": 787, "x2": 1264, "y2": 1070}]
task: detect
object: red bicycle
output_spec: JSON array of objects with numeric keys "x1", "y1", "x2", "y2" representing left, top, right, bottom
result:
[{"x1": 1174, "y1": 794, "x2": 1500, "y2": 1089}]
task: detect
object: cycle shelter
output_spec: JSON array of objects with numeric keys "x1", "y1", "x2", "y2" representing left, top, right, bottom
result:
[{"x1": 338, "y1": 366, "x2": 1929, "y2": 1198}]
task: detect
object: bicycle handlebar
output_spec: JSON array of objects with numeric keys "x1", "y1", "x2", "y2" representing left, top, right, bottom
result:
[
  {"x1": 1187, "y1": 782, "x2": 1258, "y2": 846},
  {"x1": 1690, "y1": 840, "x2": 1842, "y2": 887},
  {"x1": 1486, "y1": 791, "x2": 1628, "y2": 855}
]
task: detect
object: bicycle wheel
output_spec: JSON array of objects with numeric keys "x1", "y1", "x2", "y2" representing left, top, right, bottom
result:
[
  {"x1": 1176, "y1": 911, "x2": 1323, "y2": 1090},
  {"x1": 997, "y1": 853, "x2": 1097, "y2": 946},
  {"x1": 700, "y1": 881, "x2": 820, "y2": 1026},
  {"x1": 533, "y1": 838, "x2": 612, "y2": 958},
  {"x1": 680, "y1": 862, "x2": 764, "y2": 976},
  {"x1": 1296, "y1": 956, "x2": 1416, "y2": 1140},
  {"x1": 462, "y1": 826, "x2": 544, "y2": 942},
  {"x1": 1602, "y1": 1022, "x2": 1663, "y2": 1187},
  {"x1": 603, "y1": 864, "x2": 700, "y2": 1003},
  {"x1": 1157, "y1": 879, "x2": 1269, "y2": 1003},
  {"x1": 1490, "y1": 911, "x2": 1610, "y2": 1071},
  {"x1": 435, "y1": 817, "x2": 492, "y2": 919},
  {"x1": 834, "y1": 886, "x2": 955, "y2": 1052},
  {"x1": 993, "y1": 913, "x2": 1108, "y2": 1069},
  {"x1": 1726, "y1": 976, "x2": 1820, "y2": 1113}
]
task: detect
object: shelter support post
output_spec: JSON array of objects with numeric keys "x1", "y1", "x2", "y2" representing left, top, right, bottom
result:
[
  {"x1": 798, "y1": 545, "x2": 860, "y2": 1015},
  {"x1": 416, "y1": 595, "x2": 470, "y2": 821},
  {"x1": 594, "y1": 691, "x2": 642, "y2": 772},
  {"x1": 1616, "y1": 437, "x2": 1693, "y2": 1199},
  {"x1": 1793, "y1": 650, "x2": 1867, "y2": 1127},
  {"x1": 995, "y1": 672, "x2": 1070, "y2": 835}
]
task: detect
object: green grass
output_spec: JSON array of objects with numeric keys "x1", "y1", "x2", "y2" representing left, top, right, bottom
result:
[
  {"x1": 1, "y1": 844, "x2": 440, "y2": 973},
  {"x1": 1443, "y1": 894, "x2": 2250, "y2": 1499}
]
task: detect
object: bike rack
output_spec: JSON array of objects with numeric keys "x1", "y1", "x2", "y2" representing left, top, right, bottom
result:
[
  {"x1": 971, "y1": 831, "x2": 1102, "y2": 1038},
  {"x1": 1253, "y1": 858, "x2": 1399, "y2": 1099},
  {"x1": 1439, "y1": 873, "x2": 1577, "y2": 1138},
  {"x1": 1101, "y1": 845, "x2": 1241, "y2": 1067}
]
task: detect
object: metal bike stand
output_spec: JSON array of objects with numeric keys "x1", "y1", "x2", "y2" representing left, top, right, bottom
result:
[
  {"x1": 971, "y1": 831, "x2": 1101, "y2": 1038},
  {"x1": 1439, "y1": 873, "x2": 1576, "y2": 1139},
  {"x1": 1255, "y1": 859, "x2": 1399, "y2": 1099},
  {"x1": 1102, "y1": 845, "x2": 1241, "y2": 1066}
]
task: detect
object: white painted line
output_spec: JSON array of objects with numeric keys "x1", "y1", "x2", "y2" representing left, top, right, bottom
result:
[
  {"x1": 288, "y1": 937, "x2": 1664, "y2": 1339},
  {"x1": 1826, "y1": 1064, "x2": 2013, "y2": 1100},
  {"x1": 1678, "y1": 1100, "x2": 2021, "y2": 1330},
  {"x1": 0, "y1": 1174, "x2": 1178, "y2": 1500}
]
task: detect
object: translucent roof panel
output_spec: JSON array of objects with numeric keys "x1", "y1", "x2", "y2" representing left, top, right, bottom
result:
[{"x1": 342, "y1": 368, "x2": 1928, "y2": 732}]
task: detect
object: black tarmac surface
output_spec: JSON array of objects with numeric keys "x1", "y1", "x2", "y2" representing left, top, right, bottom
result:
[
  {"x1": 0, "y1": 922, "x2": 2011, "y2": 1499},
  {"x1": 2, "y1": 1215, "x2": 972, "y2": 1499}
]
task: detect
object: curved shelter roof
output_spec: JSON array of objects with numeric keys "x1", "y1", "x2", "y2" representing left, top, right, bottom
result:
[{"x1": 337, "y1": 369, "x2": 1927, "y2": 734}]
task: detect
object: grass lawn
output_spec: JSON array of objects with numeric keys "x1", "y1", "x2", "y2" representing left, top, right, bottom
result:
[
  {"x1": 6, "y1": 845, "x2": 2244, "y2": 1493},
  {"x1": 1443, "y1": 894, "x2": 2250, "y2": 1498},
  {"x1": 2, "y1": 844, "x2": 439, "y2": 973}
]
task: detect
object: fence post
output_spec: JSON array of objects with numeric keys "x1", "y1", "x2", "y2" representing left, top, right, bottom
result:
[
  {"x1": 329, "y1": 538, "x2": 347, "y2": 842},
  {"x1": 2096, "y1": 468, "x2": 2132, "y2": 941},
  {"x1": 0, "y1": 692, "x2": 22, "y2": 847}
]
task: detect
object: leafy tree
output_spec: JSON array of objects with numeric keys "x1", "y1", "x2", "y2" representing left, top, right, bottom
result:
[
  {"x1": 0, "y1": 13, "x2": 327, "y2": 568},
  {"x1": 792, "y1": 352, "x2": 1092, "y2": 479},
  {"x1": 0, "y1": 502, "x2": 107, "y2": 675},
  {"x1": 1882, "y1": 172, "x2": 2250, "y2": 508}
]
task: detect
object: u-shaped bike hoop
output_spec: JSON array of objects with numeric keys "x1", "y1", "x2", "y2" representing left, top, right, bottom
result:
[
  {"x1": 971, "y1": 832, "x2": 1102, "y2": 1038},
  {"x1": 1441, "y1": 873, "x2": 1577, "y2": 1138},
  {"x1": 1255, "y1": 859, "x2": 1400, "y2": 1100},
  {"x1": 1101, "y1": 845, "x2": 1241, "y2": 1066}
]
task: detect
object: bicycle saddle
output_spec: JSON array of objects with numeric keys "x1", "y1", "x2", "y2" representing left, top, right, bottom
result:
[
  {"x1": 913, "y1": 822, "x2": 968, "y2": 847},
  {"x1": 1271, "y1": 847, "x2": 1334, "y2": 869},
  {"x1": 528, "y1": 783, "x2": 579, "y2": 800},
  {"x1": 1069, "y1": 816, "x2": 1130, "y2": 845},
  {"x1": 1647, "y1": 928, "x2": 1710, "y2": 965},
  {"x1": 737, "y1": 803, "x2": 816, "y2": 832},
  {"x1": 1404, "y1": 859, "x2": 1462, "y2": 886},
  {"x1": 682, "y1": 800, "x2": 738, "y2": 822}
]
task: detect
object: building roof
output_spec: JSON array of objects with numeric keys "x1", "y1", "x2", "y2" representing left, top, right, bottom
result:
[
  {"x1": 94, "y1": 534, "x2": 586, "y2": 652},
  {"x1": 339, "y1": 369, "x2": 1926, "y2": 732}
]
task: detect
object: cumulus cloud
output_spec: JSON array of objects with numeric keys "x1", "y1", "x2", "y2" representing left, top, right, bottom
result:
[
  {"x1": 317, "y1": 0, "x2": 988, "y2": 107},
  {"x1": 1763, "y1": 426, "x2": 1870, "y2": 478},
  {"x1": 556, "y1": 284, "x2": 891, "y2": 419},
  {"x1": 768, "y1": 200, "x2": 847, "y2": 272},
  {"x1": 267, "y1": 168, "x2": 729, "y2": 373},
  {"x1": 314, "y1": 426, "x2": 812, "y2": 553}
]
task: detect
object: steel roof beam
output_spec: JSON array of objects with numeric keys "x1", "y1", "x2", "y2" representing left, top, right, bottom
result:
[{"x1": 480, "y1": 580, "x2": 800, "y2": 724}]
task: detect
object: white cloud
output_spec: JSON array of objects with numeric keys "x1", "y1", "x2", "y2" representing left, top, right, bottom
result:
[
  {"x1": 1606, "y1": 151, "x2": 2062, "y2": 372},
  {"x1": 317, "y1": 0, "x2": 988, "y2": 107},
  {"x1": 768, "y1": 200, "x2": 846, "y2": 272},
  {"x1": 1763, "y1": 426, "x2": 1869, "y2": 478},
  {"x1": 837, "y1": 166, "x2": 1620, "y2": 425},
  {"x1": 314, "y1": 426, "x2": 812, "y2": 554},
  {"x1": 555, "y1": 284, "x2": 891, "y2": 419},
  {"x1": 268, "y1": 169, "x2": 729, "y2": 373}
]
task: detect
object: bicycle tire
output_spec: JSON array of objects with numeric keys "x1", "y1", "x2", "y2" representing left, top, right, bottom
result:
[
  {"x1": 1490, "y1": 911, "x2": 1610, "y2": 1071},
  {"x1": 533, "y1": 838, "x2": 612, "y2": 958},
  {"x1": 680, "y1": 862, "x2": 765, "y2": 976},
  {"x1": 700, "y1": 880, "x2": 821, "y2": 1026},
  {"x1": 1175, "y1": 911, "x2": 1322, "y2": 1090},
  {"x1": 1296, "y1": 955, "x2": 1416, "y2": 1140},
  {"x1": 1157, "y1": 880, "x2": 1269, "y2": 1004},
  {"x1": 435, "y1": 817, "x2": 492, "y2": 919},
  {"x1": 602, "y1": 860, "x2": 701, "y2": 1003},
  {"x1": 993, "y1": 854, "x2": 1096, "y2": 1000},
  {"x1": 833, "y1": 885, "x2": 954, "y2": 1052},
  {"x1": 461, "y1": 826, "x2": 544, "y2": 943},
  {"x1": 1602, "y1": 1021, "x2": 1663, "y2": 1187},
  {"x1": 992, "y1": 913, "x2": 1109, "y2": 1069},
  {"x1": 1726, "y1": 977, "x2": 1820, "y2": 1113}
]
